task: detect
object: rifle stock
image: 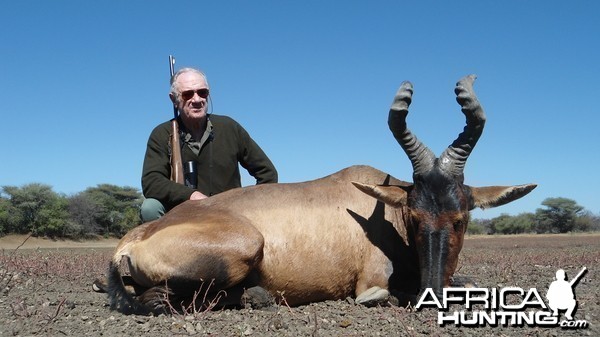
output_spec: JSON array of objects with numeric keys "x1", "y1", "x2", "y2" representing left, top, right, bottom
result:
[
  {"x1": 169, "y1": 55, "x2": 184, "y2": 184},
  {"x1": 170, "y1": 119, "x2": 184, "y2": 184}
]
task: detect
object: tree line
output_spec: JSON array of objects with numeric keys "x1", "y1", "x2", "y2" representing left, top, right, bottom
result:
[
  {"x1": 467, "y1": 197, "x2": 600, "y2": 235},
  {"x1": 0, "y1": 183, "x2": 598, "y2": 239},
  {"x1": 0, "y1": 183, "x2": 141, "y2": 239}
]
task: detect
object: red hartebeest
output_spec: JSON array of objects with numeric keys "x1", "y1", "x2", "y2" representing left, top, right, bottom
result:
[{"x1": 107, "y1": 75, "x2": 536, "y2": 314}]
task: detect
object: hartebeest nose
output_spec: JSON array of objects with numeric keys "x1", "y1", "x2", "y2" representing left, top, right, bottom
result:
[{"x1": 418, "y1": 228, "x2": 449, "y2": 297}]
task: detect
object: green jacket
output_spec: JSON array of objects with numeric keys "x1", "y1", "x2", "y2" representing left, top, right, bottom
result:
[{"x1": 141, "y1": 114, "x2": 278, "y2": 211}]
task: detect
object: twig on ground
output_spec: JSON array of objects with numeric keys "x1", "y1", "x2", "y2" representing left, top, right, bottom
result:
[
  {"x1": 162, "y1": 278, "x2": 226, "y2": 318},
  {"x1": 46, "y1": 297, "x2": 67, "y2": 322},
  {"x1": 275, "y1": 291, "x2": 296, "y2": 316},
  {"x1": 312, "y1": 306, "x2": 319, "y2": 337},
  {"x1": 30, "y1": 297, "x2": 68, "y2": 335}
]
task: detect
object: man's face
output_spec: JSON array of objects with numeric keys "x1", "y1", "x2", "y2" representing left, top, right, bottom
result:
[{"x1": 172, "y1": 71, "x2": 210, "y2": 125}]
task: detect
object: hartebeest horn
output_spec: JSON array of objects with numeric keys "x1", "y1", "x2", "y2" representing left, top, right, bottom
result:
[
  {"x1": 388, "y1": 81, "x2": 435, "y2": 177},
  {"x1": 439, "y1": 74, "x2": 486, "y2": 177}
]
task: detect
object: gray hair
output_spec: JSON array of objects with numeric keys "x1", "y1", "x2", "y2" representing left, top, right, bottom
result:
[{"x1": 170, "y1": 67, "x2": 209, "y2": 97}]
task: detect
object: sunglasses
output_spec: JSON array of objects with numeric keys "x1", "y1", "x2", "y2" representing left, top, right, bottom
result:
[{"x1": 180, "y1": 88, "x2": 210, "y2": 101}]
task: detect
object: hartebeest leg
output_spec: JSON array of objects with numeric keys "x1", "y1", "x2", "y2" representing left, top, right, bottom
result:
[{"x1": 109, "y1": 213, "x2": 266, "y2": 314}]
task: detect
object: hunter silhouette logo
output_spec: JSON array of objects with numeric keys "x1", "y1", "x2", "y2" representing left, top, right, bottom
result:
[
  {"x1": 546, "y1": 267, "x2": 587, "y2": 321},
  {"x1": 415, "y1": 267, "x2": 589, "y2": 329}
]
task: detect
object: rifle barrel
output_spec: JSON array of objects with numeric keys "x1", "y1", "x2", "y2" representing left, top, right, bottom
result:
[
  {"x1": 569, "y1": 267, "x2": 587, "y2": 286},
  {"x1": 169, "y1": 55, "x2": 177, "y2": 119}
]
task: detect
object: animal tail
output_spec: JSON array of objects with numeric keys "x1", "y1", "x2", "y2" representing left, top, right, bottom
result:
[{"x1": 107, "y1": 260, "x2": 148, "y2": 315}]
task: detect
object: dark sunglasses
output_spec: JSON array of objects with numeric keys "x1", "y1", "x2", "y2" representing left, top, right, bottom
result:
[{"x1": 180, "y1": 88, "x2": 210, "y2": 101}]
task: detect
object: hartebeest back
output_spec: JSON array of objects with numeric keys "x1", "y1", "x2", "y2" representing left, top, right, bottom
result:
[{"x1": 107, "y1": 75, "x2": 536, "y2": 314}]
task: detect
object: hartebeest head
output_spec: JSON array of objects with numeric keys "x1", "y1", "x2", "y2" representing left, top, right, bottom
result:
[{"x1": 354, "y1": 75, "x2": 536, "y2": 296}]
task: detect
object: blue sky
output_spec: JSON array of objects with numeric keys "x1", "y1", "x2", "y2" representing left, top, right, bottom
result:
[{"x1": 1, "y1": 1, "x2": 598, "y2": 219}]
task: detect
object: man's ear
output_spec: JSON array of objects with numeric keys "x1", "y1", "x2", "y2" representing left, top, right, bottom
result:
[{"x1": 169, "y1": 93, "x2": 177, "y2": 105}]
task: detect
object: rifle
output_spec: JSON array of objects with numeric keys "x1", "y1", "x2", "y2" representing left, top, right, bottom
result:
[
  {"x1": 569, "y1": 267, "x2": 587, "y2": 287},
  {"x1": 169, "y1": 55, "x2": 184, "y2": 185}
]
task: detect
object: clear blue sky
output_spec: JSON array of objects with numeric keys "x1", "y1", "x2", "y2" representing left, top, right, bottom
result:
[{"x1": 1, "y1": 1, "x2": 598, "y2": 219}]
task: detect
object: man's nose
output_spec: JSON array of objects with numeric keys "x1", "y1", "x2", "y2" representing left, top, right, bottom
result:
[
  {"x1": 190, "y1": 93, "x2": 206, "y2": 103},
  {"x1": 192, "y1": 98, "x2": 207, "y2": 110}
]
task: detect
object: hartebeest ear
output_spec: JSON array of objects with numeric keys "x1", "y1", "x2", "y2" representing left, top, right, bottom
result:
[
  {"x1": 351, "y1": 182, "x2": 412, "y2": 208},
  {"x1": 469, "y1": 184, "x2": 537, "y2": 210}
]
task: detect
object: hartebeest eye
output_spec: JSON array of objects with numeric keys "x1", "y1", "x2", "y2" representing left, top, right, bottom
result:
[{"x1": 453, "y1": 220, "x2": 463, "y2": 232}]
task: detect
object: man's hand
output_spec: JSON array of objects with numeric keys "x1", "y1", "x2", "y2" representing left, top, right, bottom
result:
[{"x1": 190, "y1": 191, "x2": 208, "y2": 200}]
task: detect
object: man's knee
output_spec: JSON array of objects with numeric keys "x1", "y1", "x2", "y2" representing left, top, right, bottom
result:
[{"x1": 140, "y1": 198, "x2": 166, "y2": 222}]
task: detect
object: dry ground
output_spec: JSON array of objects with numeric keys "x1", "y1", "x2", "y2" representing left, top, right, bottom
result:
[{"x1": 1, "y1": 233, "x2": 598, "y2": 336}]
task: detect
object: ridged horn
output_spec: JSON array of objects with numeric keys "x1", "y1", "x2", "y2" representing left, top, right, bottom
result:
[
  {"x1": 439, "y1": 74, "x2": 486, "y2": 177},
  {"x1": 388, "y1": 81, "x2": 435, "y2": 177}
]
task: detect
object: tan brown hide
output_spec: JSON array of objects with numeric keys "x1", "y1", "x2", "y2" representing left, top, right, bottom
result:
[{"x1": 113, "y1": 165, "x2": 414, "y2": 307}]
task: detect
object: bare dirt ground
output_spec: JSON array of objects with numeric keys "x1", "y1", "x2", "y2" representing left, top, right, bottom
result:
[{"x1": 1, "y1": 233, "x2": 598, "y2": 336}]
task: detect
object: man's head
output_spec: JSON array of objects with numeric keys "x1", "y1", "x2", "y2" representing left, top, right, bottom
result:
[{"x1": 170, "y1": 68, "x2": 210, "y2": 127}]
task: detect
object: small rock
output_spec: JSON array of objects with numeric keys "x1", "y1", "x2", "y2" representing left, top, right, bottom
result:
[
  {"x1": 184, "y1": 322, "x2": 196, "y2": 334},
  {"x1": 339, "y1": 319, "x2": 352, "y2": 328}
]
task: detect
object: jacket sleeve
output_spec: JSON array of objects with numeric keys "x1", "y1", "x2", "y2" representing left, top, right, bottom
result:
[
  {"x1": 235, "y1": 122, "x2": 278, "y2": 184},
  {"x1": 141, "y1": 122, "x2": 194, "y2": 210}
]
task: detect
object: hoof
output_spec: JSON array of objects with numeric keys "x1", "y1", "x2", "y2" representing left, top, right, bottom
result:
[
  {"x1": 355, "y1": 286, "x2": 390, "y2": 306},
  {"x1": 241, "y1": 286, "x2": 275, "y2": 309},
  {"x1": 92, "y1": 278, "x2": 107, "y2": 293}
]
